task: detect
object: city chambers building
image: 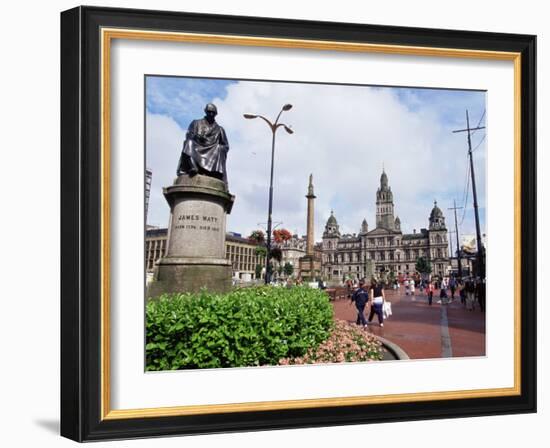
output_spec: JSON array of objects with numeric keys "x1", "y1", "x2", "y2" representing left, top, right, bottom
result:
[{"x1": 321, "y1": 170, "x2": 450, "y2": 282}]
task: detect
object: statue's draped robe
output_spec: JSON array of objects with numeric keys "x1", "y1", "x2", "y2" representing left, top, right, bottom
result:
[{"x1": 177, "y1": 118, "x2": 229, "y2": 184}]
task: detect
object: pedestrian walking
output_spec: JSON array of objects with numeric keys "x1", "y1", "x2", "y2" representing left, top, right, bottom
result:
[
  {"x1": 350, "y1": 280, "x2": 369, "y2": 328},
  {"x1": 368, "y1": 280, "x2": 386, "y2": 327},
  {"x1": 410, "y1": 279, "x2": 415, "y2": 296},
  {"x1": 459, "y1": 280, "x2": 466, "y2": 305},
  {"x1": 449, "y1": 276, "x2": 457, "y2": 300},
  {"x1": 440, "y1": 282, "x2": 448, "y2": 304},
  {"x1": 427, "y1": 281, "x2": 434, "y2": 305},
  {"x1": 464, "y1": 278, "x2": 476, "y2": 310},
  {"x1": 404, "y1": 278, "x2": 410, "y2": 296}
]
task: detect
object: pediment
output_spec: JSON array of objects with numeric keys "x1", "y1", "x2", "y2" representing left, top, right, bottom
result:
[{"x1": 366, "y1": 227, "x2": 393, "y2": 236}]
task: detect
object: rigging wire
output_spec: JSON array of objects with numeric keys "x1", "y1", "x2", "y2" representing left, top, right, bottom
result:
[
  {"x1": 471, "y1": 133, "x2": 486, "y2": 152},
  {"x1": 470, "y1": 109, "x2": 486, "y2": 137},
  {"x1": 459, "y1": 161, "x2": 470, "y2": 226}
]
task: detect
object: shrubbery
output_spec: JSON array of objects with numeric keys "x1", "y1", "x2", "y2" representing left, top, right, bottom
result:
[{"x1": 146, "y1": 286, "x2": 333, "y2": 371}]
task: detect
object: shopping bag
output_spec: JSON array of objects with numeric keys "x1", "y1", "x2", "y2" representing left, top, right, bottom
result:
[{"x1": 383, "y1": 301, "x2": 392, "y2": 319}]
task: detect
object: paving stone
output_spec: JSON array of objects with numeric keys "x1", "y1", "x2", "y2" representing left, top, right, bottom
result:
[{"x1": 332, "y1": 287, "x2": 485, "y2": 360}]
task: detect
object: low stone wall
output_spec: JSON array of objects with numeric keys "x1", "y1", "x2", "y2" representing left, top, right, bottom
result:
[{"x1": 375, "y1": 335, "x2": 410, "y2": 361}]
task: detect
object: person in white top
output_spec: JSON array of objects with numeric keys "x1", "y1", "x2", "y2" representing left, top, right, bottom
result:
[{"x1": 368, "y1": 280, "x2": 386, "y2": 327}]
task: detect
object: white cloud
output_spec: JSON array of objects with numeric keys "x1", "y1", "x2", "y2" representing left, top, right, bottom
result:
[
  {"x1": 146, "y1": 113, "x2": 185, "y2": 227},
  {"x1": 147, "y1": 81, "x2": 486, "y2": 243}
]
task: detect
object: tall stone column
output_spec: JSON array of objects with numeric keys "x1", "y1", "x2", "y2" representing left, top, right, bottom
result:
[
  {"x1": 299, "y1": 174, "x2": 321, "y2": 281},
  {"x1": 306, "y1": 174, "x2": 316, "y2": 256}
]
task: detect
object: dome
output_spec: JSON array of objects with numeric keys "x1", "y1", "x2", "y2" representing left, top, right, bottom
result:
[
  {"x1": 395, "y1": 216, "x2": 401, "y2": 223},
  {"x1": 323, "y1": 210, "x2": 341, "y2": 238},
  {"x1": 430, "y1": 200, "x2": 444, "y2": 220},
  {"x1": 326, "y1": 210, "x2": 338, "y2": 226}
]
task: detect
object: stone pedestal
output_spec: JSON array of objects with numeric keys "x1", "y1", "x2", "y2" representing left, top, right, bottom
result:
[
  {"x1": 298, "y1": 255, "x2": 322, "y2": 282},
  {"x1": 147, "y1": 174, "x2": 234, "y2": 298}
]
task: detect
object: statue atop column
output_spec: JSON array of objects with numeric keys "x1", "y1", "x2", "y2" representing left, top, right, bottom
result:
[{"x1": 177, "y1": 103, "x2": 229, "y2": 186}]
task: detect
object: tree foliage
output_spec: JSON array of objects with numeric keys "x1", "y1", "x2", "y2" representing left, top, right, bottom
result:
[
  {"x1": 415, "y1": 256, "x2": 432, "y2": 274},
  {"x1": 284, "y1": 262, "x2": 294, "y2": 277},
  {"x1": 255, "y1": 246, "x2": 267, "y2": 258},
  {"x1": 248, "y1": 230, "x2": 265, "y2": 245},
  {"x1": 270, "y1": 247, "x2": 283, "y2": 262}
]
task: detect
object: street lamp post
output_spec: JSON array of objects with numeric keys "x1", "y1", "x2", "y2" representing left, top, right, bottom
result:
[{"x1": 244, "y1": 104, "x2": 293, "y2": 284}]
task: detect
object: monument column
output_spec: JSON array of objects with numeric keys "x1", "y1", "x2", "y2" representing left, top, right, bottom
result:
[
  {"x1": 306, "y1": 174, "x2": 316, "y2": 256},
  {"x1": 299, "y1": 174, "x2": 321, "y2": 281}
]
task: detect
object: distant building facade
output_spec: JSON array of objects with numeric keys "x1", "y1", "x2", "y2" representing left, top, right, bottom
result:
[
  {"x1": 145, "y1": 226, "x2": 168, "y2": 271},
  {"x1": 225, "y1": 232, "x2": 265, "y2": 281},
  {"x1": 145, "y1": 168, "x2": 152, "y2": 223},
  {"x1": 321, "y1": 170, "x2": 450, "y2": 282},
  {"x1": 277, "y1": 234, "x2": 306, "y2": 273},
  {"x1": 145, "y1": 229, "x2": 264, "y2": 280}
]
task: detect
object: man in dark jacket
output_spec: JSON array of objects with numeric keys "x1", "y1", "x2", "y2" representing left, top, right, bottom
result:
[{"x1": 351, "y1": 280, "x2": 370, "y2": 328}]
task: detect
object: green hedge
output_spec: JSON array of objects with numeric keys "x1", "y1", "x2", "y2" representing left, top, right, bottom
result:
[{"x1": 146, "y1": 286, "x2": 334, "y2": 371}]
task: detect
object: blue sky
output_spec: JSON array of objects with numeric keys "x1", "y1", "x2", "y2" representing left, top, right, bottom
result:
[
  {"x1": 146, "y1": 77, "x2": 236, "y2": 129},
  {"x1": 145, "y1": 76, "x2": 486, "y2": 248}
]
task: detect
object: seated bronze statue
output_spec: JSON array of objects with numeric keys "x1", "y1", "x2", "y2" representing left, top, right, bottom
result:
[{"x1": 177, "y1": 103, "x2": 229, "y2": 186}]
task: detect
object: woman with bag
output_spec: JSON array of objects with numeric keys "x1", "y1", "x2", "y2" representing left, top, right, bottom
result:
[
  {"x1": 440, "y1": 281, "x2": 449, "y2": 304},
  {"x1": 368, "y1": 280, "x2": 386, "y2": 327},
  {"x1": 427, "y1": 281, "x2": 434, "y2": 305}
]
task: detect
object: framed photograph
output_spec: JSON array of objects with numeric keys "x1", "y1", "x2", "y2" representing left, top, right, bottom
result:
[{"x1": 60, "y1": 6, "x2": 536, "y2": 442}]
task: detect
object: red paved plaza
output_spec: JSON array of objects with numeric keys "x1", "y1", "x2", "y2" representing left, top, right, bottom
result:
[{"x1": 331, "y1": 287, "x2": 485, "y2": 359}]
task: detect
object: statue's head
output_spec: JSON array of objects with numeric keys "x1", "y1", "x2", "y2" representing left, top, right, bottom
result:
[{"x1": 204, "y1": 103, "x2": 218, "y2": 121}]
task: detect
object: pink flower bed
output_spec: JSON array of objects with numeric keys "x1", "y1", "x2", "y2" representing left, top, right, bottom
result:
[{"x1": 279, "y1": 319, "x2": 383, "y2": 365}]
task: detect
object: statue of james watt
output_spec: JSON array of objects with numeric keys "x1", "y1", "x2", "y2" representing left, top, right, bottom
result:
[{"x1": 177, "y1": 103, "x2": 229, "y2": 185}]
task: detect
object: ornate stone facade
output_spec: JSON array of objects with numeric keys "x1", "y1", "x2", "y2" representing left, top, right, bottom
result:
[
  {"x1": 278, "y1": 235, "x2": 306, "y2": 272},
  {"x1": 321, "y1": 170, "x2": 450, "y2": 282}
]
